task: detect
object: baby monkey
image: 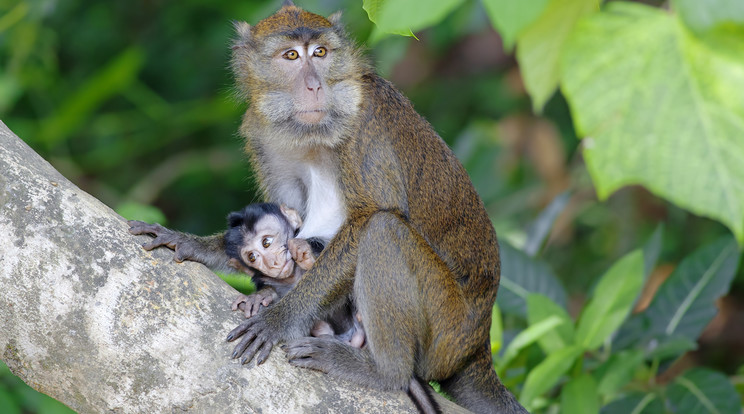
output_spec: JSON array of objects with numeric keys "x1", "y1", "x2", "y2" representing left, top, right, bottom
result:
[
  {"x1": 129, "y1": 203, "x2": 364, "y2": 347},
  {"x1": 224, "y1": 203, "x2": 364, "y2": 348}
]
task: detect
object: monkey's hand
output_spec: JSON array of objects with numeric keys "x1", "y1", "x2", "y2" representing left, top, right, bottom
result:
[
  {"x1": 226, "y1": 312, "x2": 282, "y2": 365},
  {"x1": 231, "y1": 287, "x2": 278, "y2": 318},
  {"x1": 128, "y1": 220, "x2": 200, "y2": 263},
  {"x1": 288, "y1": 238, "x2": 315, "y2": 270}
]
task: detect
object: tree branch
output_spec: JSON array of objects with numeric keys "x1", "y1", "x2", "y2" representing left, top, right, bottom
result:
[{"x1": 0, "y1": 121, "x2": 468, "y2": 413}]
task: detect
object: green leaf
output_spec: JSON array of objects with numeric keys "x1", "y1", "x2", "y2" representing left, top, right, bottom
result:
[
  {"x1": 520, "y1": 345, "x2": 582, "y2": 409},
  {"x1": 560, "y1": 374, "x2": 599, "y2": 414},
  {"x1": 362, "y1": 0, "x2": 464, "y2": 38},
  {"x1": 667, "y1": 368, "x2": 742, "y2": 414},
  {"x1": 527, "y1": 293, "x2": 574, "y2": 353},
  {"x1": 672, "y1": 0, "x2": 744, "y2": 34},
  {"x1": 644, "y1": 235, "x2": 740, "y2": 341},
  {"x1": 116, "y1": 202, "x2": 167, "y2": 225},
  {"x1": 645, "y1": 336, "x2": 698, "y2": 360},
  {"x1": 560, "y1": 3, "x2": 744, "y2": 243},
  {"x1": 490, "y1": 303, "x2": 503, "y2": 354},
  {"x1": 516, "y1": 0, "x2": 598, "y2": 112},
  {"x1": 497, "y1": 241, "x2": 567, "y2": 317},
  {"x1": 602, "y1": 393, "x2": 664, "y2": 414},
  {"x1": 482, "y1": 0, "x2": 549, "y2": 50},
  {"x1": 595, "y1": 349, "x2": 645, "y2": 398},
  {"x1": 524, "y1": 191, "x2": 571, "y2": 257},
  {"x1": 575, "y1": 250, "x2": 645, "y2": 351},
  {"x1": 498, "y1": 314, "x2": 565, "y2": 370}
]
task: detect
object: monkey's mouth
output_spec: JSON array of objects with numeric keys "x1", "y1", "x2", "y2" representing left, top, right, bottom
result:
[{"x1": 296, "y1": 109, "x2": 326, "y2": 124}]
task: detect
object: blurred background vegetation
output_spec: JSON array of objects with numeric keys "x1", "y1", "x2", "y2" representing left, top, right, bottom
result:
[{"x1": 1, "y1": 0, "x2": 742, "y2": 412}]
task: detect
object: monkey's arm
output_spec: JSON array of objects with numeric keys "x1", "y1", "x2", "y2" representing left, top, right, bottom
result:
[{"x1": 128, "y1": 221, "x2": 233, "y2": 272}]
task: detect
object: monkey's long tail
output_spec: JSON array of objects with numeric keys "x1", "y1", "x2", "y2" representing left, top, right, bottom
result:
[{"x1": 407, "y1": 376, "x2": 441, "y2": 414}]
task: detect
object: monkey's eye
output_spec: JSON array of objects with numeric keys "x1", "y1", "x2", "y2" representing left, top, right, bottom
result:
[
  {"x1": 247, "y1": 252, "x2": 257, "y2": 263},
  {"x1": 283, "y1": 50, "x2": 299, "y2": 60},
  {"x1": 262, "y1": 237, "x2": 273, "y2": 248},
  {"x1": 313, "y1": 47, "x2": 327, "y2": 58}
]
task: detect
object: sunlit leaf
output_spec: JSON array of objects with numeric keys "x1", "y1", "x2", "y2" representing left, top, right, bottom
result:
[
  {"x1": 561, "y1": 3, "x2": 744, "y2": 243},
  {"x1": 516, "y1": 0, "x2": 598, "y2": 112},
  {"x1": 482, "y1": 0, "x2": 549, "y2": 50},
  {"x1": 362, "y1": 0, "x2": 464, "y2": 38},
  {"x1": 575, "y1": 250, "x2": 644, "y2": 351},
  {"x1": 672, "y1": 0, "x2": 744, "y2": 33}
]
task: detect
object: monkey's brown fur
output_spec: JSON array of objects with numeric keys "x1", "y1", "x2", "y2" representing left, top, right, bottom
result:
[{"x1": 234, "y1": 3, "x2": 524, "y2": 413}]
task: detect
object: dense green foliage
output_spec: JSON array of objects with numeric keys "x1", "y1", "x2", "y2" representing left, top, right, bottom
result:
[{"x1": 1, "y1": 0, "x2": 743, "y2": 413}]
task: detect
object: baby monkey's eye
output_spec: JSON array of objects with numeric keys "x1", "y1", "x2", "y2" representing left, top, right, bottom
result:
[
  {"x1": 247, "y1": 252, "x2": 257, "y2": 263},
  {"x1": 262, "y1": 237, "x2": 273, "y2": 248},
  {"x1": 313, "y1": 47, "x2": 327, "y2": 57},
  {"x1": 284, "y1": 50, "x2": 299, "y2": 60}
]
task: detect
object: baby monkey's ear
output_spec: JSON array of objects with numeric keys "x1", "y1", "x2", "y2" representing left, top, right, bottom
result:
[
  {"x1": 280, "y1": 204, "x2": 303, "y2": 231},
  {"x1": 328, "y1": 11, "x2": 342, "y2": 25}
]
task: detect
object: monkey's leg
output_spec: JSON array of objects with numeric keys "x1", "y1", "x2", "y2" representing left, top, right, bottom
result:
[
  {"x1": 439, "y1": 343, "x2": 527, "y2": 414},
  {"x1": 287, "y1": 212, "x2": 462, "y2": 383},
  {"x1": 128, "y1": 221, "x2": 232, "y2": 272}
]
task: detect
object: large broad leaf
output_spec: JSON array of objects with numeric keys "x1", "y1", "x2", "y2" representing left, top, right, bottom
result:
[
  {"x1": 362, "y1": 0, "x2": 465, "y2": 38},
  {"x1": 667, "y1": 368, "x2": 742, "y2": 414},
  {"x1": 575, "y1": 250, "x2": 645, "y2": 351},
  {"x1": 482, "y1": 0, "x2": 549, "y2": 50},
  {"x1": 672, "y1": 0, "x2": 744, "y2": 34},
  {"x1": 594, "y1": 349, "x2": 645, "y2": 399},
  {"x1": 497, "y1": 241, "x2": 567, "y2": 317},
  {"x1": 644, "y1": 235, "x2": 740, "y2": 342},
  {"x1": 561, "y1": 3, "x2": 744, "y2": 244},
  {"x1": 601, "y1": 393, "x2": 664, "y2": 414},
  {"x1": 516, "y1": 0, "x2": 598, "y2": 112}
]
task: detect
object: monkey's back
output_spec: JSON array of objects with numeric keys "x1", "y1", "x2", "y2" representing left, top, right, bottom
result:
[{"x1": 340, "y1": 74, "x2": 500, "y2": 301}]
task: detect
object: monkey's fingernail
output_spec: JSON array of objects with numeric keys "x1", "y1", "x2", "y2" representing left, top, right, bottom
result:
[{"x1": 240, "y1": 357, "x2": 248, "y2": 365}]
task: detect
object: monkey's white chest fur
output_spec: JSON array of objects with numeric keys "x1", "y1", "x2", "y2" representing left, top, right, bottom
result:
[{"x1": 296, "y1": 164, "x2": 345, "y2": 242}]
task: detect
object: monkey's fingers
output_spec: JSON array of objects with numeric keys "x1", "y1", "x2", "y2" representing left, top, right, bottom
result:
[
  {"x1": 256, "y1": 341, "x2": 275, "y2": 365},
  {"x1": 226, "y1": 317, "x2": 258, "y2": 342},
  {"x1": 231, "y1": 295, "x2": 247, "y2": 311}
]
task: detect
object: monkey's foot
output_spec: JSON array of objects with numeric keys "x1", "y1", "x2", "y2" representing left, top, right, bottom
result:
[{"x1": 226, "y1": 314, "x2": 279, "y2": 365}]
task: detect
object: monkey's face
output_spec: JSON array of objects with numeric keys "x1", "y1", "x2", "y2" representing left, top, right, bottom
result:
[
  {"x1": 231, "y1": 5, "x2": 368, "y2": 148},
  {"x1": 239, "y1": 214, "x2": 295, "y2": 280}
]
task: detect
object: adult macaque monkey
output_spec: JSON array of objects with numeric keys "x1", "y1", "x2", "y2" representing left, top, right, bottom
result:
[{"x1": 225, "y1": 2, "x2": 526, "y2": 413}]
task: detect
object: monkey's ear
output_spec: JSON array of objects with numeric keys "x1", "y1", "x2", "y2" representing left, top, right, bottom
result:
[
  {"x1": 328, "y1": 11, "x2": 343, "y2": 25},
  {"x1": 282, "y1": 0, "x2": 296, "y2": 7},
  {"x1": 232, "y1": 21, "x2": 251, "y2": 49},
  {"x1": 227, "y1": 211, "x2": 244, "y2": 228},
  {"x1": 280, "y1": 204, "x2": 303, "y2": 231}
]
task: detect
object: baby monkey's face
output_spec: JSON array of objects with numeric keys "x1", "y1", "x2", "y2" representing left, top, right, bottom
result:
[{"x1": 240, "y1": 215, "x2": 295, "y2": 279}]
